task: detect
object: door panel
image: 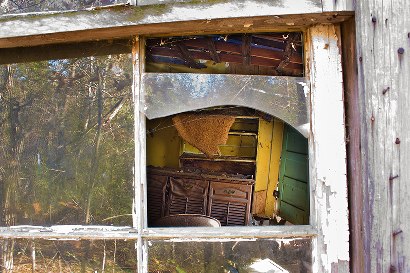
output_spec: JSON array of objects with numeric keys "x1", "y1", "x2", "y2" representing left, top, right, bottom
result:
[{"x1": 278, "y1": 124, "x2": 309, "y2": 224}]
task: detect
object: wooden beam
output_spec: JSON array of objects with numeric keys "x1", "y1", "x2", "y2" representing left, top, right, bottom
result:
[
  {"x1": 306, "y1": 24, "x2": 349, "y2": 273},
  {"x1": 175, "y1": 43, "x2": 205, "y2": 69},
  {"x1": 341, "y1": 17, "x2": 364, "y2": 273},
  {"x1": 0, "y1": 4, "x2": 353, "y2": 49},
  {"x1": 276, "y1": 32, "x2": 300, "y2": 74},
  {"x1": 206, "y1": 37, "x2": 221, "y2": 63},
  {"x1": 182, "y1": 38, "x2": 303, "y2": 64},
  {"x1": 242, "y1": 34, "x2": 252, "y2": 66}
]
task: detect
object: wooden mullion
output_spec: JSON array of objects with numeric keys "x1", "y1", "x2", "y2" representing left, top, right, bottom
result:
[
  {"x1": 142, "y1": 225, "x2": 317, "y2": 240},
  {"x1": 133, "y1": 35, "x2": 148, "y2": 273},
  {"x1": 0, "y1": 226, "x2": 137, "y2": 240}
]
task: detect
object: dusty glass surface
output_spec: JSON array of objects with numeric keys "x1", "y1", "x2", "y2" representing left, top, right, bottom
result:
[
  {"x1": 0, "y1": 238, "x2": 136, "y2": 272},
  {"x1": 142, "y1": 73, "x2": 309, "y2": 136},
  {"x1": 0, "y1": 53, "x2": 134, "y2": 226},
  {"x1": 148, "y1": 238, "x2": 312, "y2": 273},
  {"x1": 0, "y1": 0, "x2": 128, "y2": 15}
]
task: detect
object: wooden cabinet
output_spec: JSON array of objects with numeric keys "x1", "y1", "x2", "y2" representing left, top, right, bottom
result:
[
  {"x1": 147, "y1": 167, "x2": 254, "y2": 226},
  {"x1": 208, "y1": 181, "x2": 253, "y2": 226},
  {"x1": 146, "y1": 174, "x2": 168, "y2": 226},
  {"x1": 168, "y1": 177, "x2": 209, "y2": 216}
]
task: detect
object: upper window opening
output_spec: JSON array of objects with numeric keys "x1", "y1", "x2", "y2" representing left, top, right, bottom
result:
[{"x1": 145, "y1": 33, "x2": 303, "y2": 76}]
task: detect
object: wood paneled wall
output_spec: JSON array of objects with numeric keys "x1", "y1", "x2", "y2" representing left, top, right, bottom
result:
[{"x1": 355, "y1": 0, "x2": 410, "y2": 272}]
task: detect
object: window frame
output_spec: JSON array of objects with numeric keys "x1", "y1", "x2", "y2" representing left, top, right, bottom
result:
[
  {"x1": 0, "y1": 24, "x2": 349, "y2": 273},
  {"x1": 134, "y1": 24, "x2": 349, "y2": 272}
]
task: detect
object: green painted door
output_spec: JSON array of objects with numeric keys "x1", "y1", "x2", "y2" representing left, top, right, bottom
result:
[{"x1": 277, "y1": 124, "x2": 309, "y2": 224}]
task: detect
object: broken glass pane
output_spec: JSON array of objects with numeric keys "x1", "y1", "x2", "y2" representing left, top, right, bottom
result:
[
  {"x1": 142, "y1": 73, "x2": 309, "y2": 137},
  {"x1": 0, "y1": 53, "x2": 134, "y2": 226},
  {"x1": 0, "y1": 238, "x2": 136, "y2": 272},
  {"x1": 0, "y1": 0, "x2": 128, "y2": 15},
  {"x1": 147, "y1": 238, "x2": 312, "y2": 273}
]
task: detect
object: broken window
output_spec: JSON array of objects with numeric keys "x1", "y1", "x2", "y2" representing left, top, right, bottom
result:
[
  {"x1": 0, "y1": 28, "x2": 348, "y2": 273},
  {"x1": 143, "y1": 33, "x2": 310, "y2": 228}
]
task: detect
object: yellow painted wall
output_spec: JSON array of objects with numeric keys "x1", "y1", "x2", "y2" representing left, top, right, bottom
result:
[
  {"x1": 265, "y1": 119, "x2": 284, "y2": 217},
  {"x1": 254, "y1": 118, "x2": 274, "y2": 192},
  {"x1": 146, "y1": 114, "x2": 284, "y2": 217},
  {"x1": 254, "y1": 118, "x2": 284, "y2": 217},
  {"x1": 146, "y1": 117, "x2": 180, "y2": 168}
]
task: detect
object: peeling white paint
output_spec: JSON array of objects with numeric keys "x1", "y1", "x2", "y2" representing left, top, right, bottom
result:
[
  {"x1": 0, "y1": 0, "x2": 326, "y2": 40},
  {"x1": 307, "y1": 25, "x2": 349, "y2": 272}
]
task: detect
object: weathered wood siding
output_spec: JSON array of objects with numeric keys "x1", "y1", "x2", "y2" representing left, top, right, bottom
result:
[
  {"x1": 356, "y1": 0, "x2": 410, "y2": 272},
  {"x1": 0, "y1": 1, "x2": 353, "y2": 49}
]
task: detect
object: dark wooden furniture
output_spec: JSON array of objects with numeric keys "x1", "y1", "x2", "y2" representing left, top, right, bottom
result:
[{"x1": 147, "y1": 167, "x2": 254, "y2": 226}]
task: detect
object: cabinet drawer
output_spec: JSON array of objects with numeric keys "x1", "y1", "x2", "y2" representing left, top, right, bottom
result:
[
  {"x1": 208, "y1": 181, "x2": 253, "y2": 226},
  {"x1": 209, "y1": 181, "x2": 252, "y2": 201}
]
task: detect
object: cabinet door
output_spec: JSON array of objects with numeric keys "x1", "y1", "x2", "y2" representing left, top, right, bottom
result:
[
  {"x1": 167, "y1": 177, "x2": 209, "y2": 216},
  {"x1": 147, "y1": 174, "x2": 168, "y2": 226},
  {"x1": 208, "y1": 181, "x2": 253, "y2": 226}
]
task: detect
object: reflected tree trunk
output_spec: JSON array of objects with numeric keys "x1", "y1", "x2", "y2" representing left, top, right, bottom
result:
[
  {"x1": 1, "y1": 65, "x2": 21, "y2": 272},
  {"x1": 84, "y1": 65, "x2": 103, "y2": 224},
  {"x1": 82, "y1": 61, "x2": 105, "y2": 273}
]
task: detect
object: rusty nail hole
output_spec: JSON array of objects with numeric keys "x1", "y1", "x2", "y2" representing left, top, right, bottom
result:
[
  {"x1": 359, "y1": 56, "x2": 363, "y2": 62},
  {"x1": 398, "y1": 47, "x2": 405, "y2": 54},
  {"x1": 390, "y1": 265, "x2": 397, "y2": 272},
  {"x1": 371, "y1": 115, "x2": 375, "y2": 122},
  {"x1": 395, "y1": 138, "x2": 401, "y2": 144},
  {"x1": 382, "y1": 87, "x2": 390, "y2": 95},
  {"x1": 372, "y1": 16, "x2": 377, "y2": 23},
  {"x1": 389, "y1": 175, "x2": 399, "y2": 181},
  {"x1": 393, "y1": 229, "x2": 403, "y2": 236}
]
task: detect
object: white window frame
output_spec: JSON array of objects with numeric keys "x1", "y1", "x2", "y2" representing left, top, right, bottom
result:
[
  {"x1": 133, "y1": 24, "x2": 349, "y2": 272},
  {"x1": 0, "y1": 24, "x2": 349, "y2": 273}
]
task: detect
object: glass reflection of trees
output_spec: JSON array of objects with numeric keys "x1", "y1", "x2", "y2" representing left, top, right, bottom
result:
[
  {"x1": 1, "y1": 239, "x2": 137, "y2": 272},
  {"x1": 148, "y1": 238, "x2": 312, "y2": 273},
  {"x1": 0, "y1": 54, "x2": 134, "y2": 227}
]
